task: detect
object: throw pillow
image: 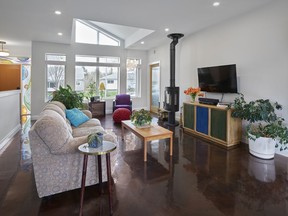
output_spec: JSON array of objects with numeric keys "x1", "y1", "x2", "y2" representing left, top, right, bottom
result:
[{"x1": 66, "y1": 108, "x2": 89, "y2": 127}]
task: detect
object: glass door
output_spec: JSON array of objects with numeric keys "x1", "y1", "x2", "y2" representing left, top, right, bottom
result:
[{"x1": 150, "y1": 63, "x2": 160, "y2": 113}]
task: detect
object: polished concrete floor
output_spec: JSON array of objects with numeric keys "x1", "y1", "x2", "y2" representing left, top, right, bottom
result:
[{"x1": 0, "y1": 114, "x2": 288, "y2": 216}]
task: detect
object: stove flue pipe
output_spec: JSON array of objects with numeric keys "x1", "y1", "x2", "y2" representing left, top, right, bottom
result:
[{"x1": 168, "y1": 33, "x2": 184, "y2": 88}]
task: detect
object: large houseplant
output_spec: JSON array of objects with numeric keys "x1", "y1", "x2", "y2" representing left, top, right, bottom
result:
[
  {"x1": 51, "y1": 85, "x2": 84, "y2": 109},
  {"x1": 230, "y1": 94, "x2": 288, "y2": 159}
]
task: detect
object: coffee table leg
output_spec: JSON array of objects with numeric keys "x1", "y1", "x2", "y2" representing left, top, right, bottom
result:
[
  {"x1": 170, "y1": 135, "x2": 173, "y2": 156},
  {"x1": 98, "y1": 155, "x2": 103, "y2": 193},
  {"x1": 144, "y1": 139, "x2": 147, "y2": 162},
  {"x1": 106, "y1": 153, "x2": 113, "y2": 215},
  {"x1": 79, "y1": 155, "x2": 88, "y2": 216},
  {"x1": 121, "y1": 123, "x2": 124, "y2": 140}
]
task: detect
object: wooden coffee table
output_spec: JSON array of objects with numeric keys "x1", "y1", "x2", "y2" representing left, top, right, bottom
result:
[{"x1": 121, "y1": 120, "x2": 173, "y2": 162}]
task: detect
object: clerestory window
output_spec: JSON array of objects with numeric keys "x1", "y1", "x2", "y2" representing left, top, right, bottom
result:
[{"x1": 75, "y1": 20, "x2": 120, "y2": 46}]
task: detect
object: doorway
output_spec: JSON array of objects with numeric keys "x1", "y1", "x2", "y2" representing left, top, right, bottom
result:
[{"x1": 150, "y1": 63, "x2": 160, "y2": 114}]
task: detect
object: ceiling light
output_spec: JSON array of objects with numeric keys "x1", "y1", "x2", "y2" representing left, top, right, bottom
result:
[
  {"x1": 165, "y1": 28, "x2": 170, "y2": 32},
  {"x1": 140, "y1": 41, "x2": 144, "y2": 44},
  {"x1": 213, "y1": 2, "x2": 220, "y2": 7},
  {"x1": 0, "y1": 41, "x2": 9, "y2": 57},
  {"x1": 55, "y1": 10, "x2": 62, "y2": 15},
  {"x1": 58, "y1": 32, "x2": 63, "y2": 36}
]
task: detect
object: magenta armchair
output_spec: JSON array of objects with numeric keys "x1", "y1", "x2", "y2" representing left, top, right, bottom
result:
[{"x1": 113, "y1": 94, "x2": 132, "y2": 112}]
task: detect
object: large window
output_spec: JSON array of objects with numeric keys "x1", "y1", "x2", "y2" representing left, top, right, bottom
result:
[
  {"x1": 75, "y1": 55, "x2": 120, "y2": 99},
  {"x1": 126, "y1": 58, "x2": 141, "y2": 97},
  {"x1": 45, "y1": 54, "x2": 66, "y2": 101},
  {"x1": 75, "y1": 20, "x2": 120, "y2": 46}
]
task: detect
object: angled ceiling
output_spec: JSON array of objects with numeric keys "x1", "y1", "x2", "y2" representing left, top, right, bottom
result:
[{"x1": 0, "y1": 0, "x2": 276, "y2": 57}]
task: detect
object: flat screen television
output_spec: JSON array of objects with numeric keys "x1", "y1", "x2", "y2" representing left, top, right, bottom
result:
[{"x1": 198, "y1": 64, "x2": 238, "y2": 93}]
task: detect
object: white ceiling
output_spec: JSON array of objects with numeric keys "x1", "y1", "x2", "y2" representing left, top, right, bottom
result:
[{"x1": 0, "y1": 0, "x2": 276, "y2": 57}]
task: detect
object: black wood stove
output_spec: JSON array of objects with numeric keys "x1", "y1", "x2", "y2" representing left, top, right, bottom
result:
[{"x1": 163, "y1": 33, "x2": 184, "y2": 126}]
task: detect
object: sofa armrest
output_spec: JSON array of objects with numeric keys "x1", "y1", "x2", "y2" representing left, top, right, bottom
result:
[{"x1": 81, "y1": 110, "x2": 92, "y2": 119}]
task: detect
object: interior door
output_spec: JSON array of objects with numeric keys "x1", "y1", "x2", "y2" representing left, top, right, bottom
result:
[{"x1": 150, "y1": 63, "x2": 160, "y2": 113}]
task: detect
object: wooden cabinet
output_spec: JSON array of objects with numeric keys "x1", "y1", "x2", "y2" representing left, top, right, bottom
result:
[
  {"x1": 88, "y1": 101, "x2": 106, "y2": 117},
  {"x1": 183, "y1": 102, "x2": 241, "y2": 148}
]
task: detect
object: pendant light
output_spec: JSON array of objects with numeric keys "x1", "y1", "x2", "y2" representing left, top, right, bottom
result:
[{"x1": 0, "y1": 41, "x2": 10, "y2": 57}]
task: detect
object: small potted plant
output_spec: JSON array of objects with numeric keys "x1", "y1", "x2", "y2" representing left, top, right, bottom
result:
[
  {"x1": 131, "y1": 109, "x2": 152, "y2": 128},
  {"x1": 87, "y1": 132, "x2": 103, "y2": 148},
  {"x1": 230, "y1": 94, "x2": 288, "y2": 159},
  {"x1": 85, "y1": 81, "x2": 97, "y2": 102}
]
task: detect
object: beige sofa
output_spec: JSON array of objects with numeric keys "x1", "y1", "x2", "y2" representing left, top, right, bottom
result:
[{"x1": 29, "y1": 101, "x2": 117, "y2": 198}]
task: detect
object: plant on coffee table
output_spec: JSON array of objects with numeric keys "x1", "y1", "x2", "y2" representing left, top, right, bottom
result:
[{"x1": 131, "y1": 109, "x2": 152, "y2": 127}]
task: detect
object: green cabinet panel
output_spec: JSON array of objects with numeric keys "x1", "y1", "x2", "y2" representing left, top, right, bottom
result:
[
  {"x1": 211, "y1": 109, "x2": 227, "y2": 141},
  {"x1": 183, "y1": 103, "x2": 194, "y2": 130}
]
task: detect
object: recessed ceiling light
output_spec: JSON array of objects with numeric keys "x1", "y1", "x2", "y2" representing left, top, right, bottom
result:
[
  {"x1": 58, "y1": 32, "x2": 63, "y2": 36},
  {"x1": 140, "y1": 41, "x2": 144, "y2": 44},
  {"x1": 213, "y1": 2, "x2": 220, "y2": 7},
  {"x1": 55, "y1": 10, "x2": 62, "y2": 15},
  {"x1": 165, "y1": 28, "x2": 170, "y2": 32}
]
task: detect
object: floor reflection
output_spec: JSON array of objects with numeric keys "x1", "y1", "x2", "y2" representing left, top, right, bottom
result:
[{"x1": 2, "y1": 114, "x2": 288, "y2": 215}]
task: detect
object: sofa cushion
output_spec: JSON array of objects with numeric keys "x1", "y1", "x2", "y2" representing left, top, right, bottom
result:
[
  {"x1": 76, "y1": 118, "x2": 101, "y2": 128},
  {"x1": 66, "y1": 108, "x2": 89, "y2": 127},
  {"x1": 72, "y1": 125, "x2": 105, "y2": 137},
  {"x1": 43, "y1": 103, "x2": 66, "y2": 120},
  {"x1": 49, "y1": 101, "x2": 66, "y2": 111}
]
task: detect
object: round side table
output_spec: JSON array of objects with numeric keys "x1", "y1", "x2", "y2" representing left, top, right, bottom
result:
[{"x1": 78, "y1": 141, "x2": 116, "y2": 216}]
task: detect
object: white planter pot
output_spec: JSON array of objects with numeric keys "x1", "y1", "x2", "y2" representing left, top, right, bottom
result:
[{"x1": 248, "y1": 135, "x2": 276, "y2": 159}]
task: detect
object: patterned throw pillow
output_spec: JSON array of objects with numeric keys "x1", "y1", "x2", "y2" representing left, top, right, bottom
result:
[{"x1": 65, "y1": 108, "x2": 89, "y2": 127}]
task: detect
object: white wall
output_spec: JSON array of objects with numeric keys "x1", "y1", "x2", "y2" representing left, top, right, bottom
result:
[
  {"x1": 148, "y1": 0, "x2": 288, "y2": 122},
  {"x1": 31, "y1": 42, "x2": 148, "y2": 118},
  {"x1": 0, "y1": 90, "x2": 21, "y2": 152}
]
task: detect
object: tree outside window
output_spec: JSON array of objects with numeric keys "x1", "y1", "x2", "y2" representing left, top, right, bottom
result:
[{"x1": 45, "y1": 54, "x2": 66, "y2": 101}]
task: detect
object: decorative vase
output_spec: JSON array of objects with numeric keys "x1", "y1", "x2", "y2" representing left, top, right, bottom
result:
[
  {"x1": 88, "y1": 132, "x2": 103, "y2": 148},
  {"x1": 190, "y1": 94, "x2": 196, "y2": 102}
]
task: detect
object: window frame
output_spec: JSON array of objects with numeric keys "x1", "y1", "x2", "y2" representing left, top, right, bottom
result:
[
  {"x1": 126, "y1": 58, "x2": 142, "y2": 98},
  {"x1": 45, "y1": 54, "x2": 66, "y2": 102},
  {"x1": 75, "y1": 19, "x2": 121, "y2": 46},
  {"x1": 75, "y1": 55, "x2": 120, "y2": 100}
]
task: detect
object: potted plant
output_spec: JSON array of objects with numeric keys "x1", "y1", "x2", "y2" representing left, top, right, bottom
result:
[
  {"x1": 230, "y1": 94, "x2": 288, "y2": 159},
  {"x1": 85, "y1": 81, "x2": 97, "y2": 102},
  {"x1": 131, "y1": 109, "x2": 152, "y2": 128},
  {"x1": 51, "y1": 85, "x2": 84, "y2": 109},
  {"x1": 87, "y1": 132, "x2": 103, "y2": 148}
]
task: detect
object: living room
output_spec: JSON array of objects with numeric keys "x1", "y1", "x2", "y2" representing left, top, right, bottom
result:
[{"x1": 1, "y1": 0, "x2": 288, "y2": 215}]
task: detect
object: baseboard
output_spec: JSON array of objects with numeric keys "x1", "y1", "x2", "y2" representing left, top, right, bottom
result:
[{"x1": 0, "y1": 124, "x2": 21, "y2": 154}]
